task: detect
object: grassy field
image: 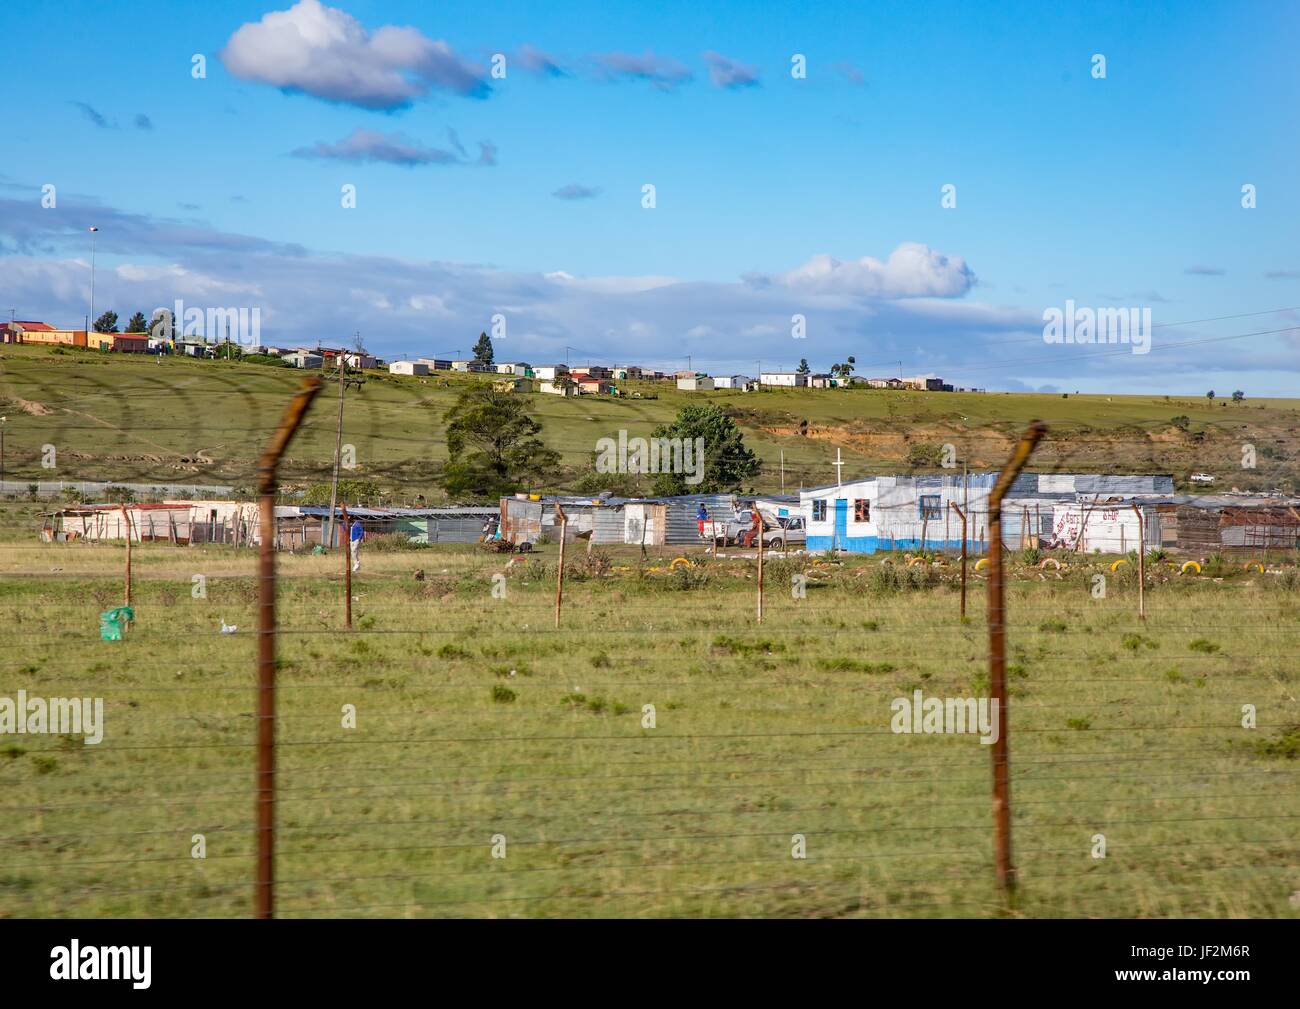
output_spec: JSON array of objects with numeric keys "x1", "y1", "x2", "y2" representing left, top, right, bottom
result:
[
  {"x1": 2, "y1": 531, "x2": 1297, "y2": 918},
  {"x1": 2, "y1": 344, "x2": 1297, "y2": 498}
]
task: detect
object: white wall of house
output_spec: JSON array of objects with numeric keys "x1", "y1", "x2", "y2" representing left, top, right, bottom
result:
[
  {"x1": 533, "y1": 365, "x2": 568, "y2": 381},
  {"x1": 389, "y1": 361, "x2": 429, "y2": 376},
  {"x1": 677, "y1": 376, "x2": 715, "y2": 391},
  {"x1": 761, "y1": 373, "x2": 807, "y2": 387},
  {"x1": 713, "y1": 375, "x2": 753, "y2": 389}
]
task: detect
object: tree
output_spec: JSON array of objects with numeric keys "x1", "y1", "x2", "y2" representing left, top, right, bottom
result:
[
  {"x1": 301, "y1": 478, "x2": 380, "y2": 505},
  {"x1": 831, "y1": 355, "x2": 857, "y2": 379},
  {"x1": 1231, "y1": 390, "x2": 1245, "y2": 403},
  {"x1": 93, "y1": 311, "x2": 119, "y2": 333},
  {"x1": 441, "y1": 385, "x2": 559, "y2": 499},
  {"x1": 1206, "y1": 390, "x2": 1215, "y2": 403},
  {"x1": 796, "y1": 358, "x2": 810, "y2": 375},
  {"x1": 650, "y1": 403, "x2": 761, "y2": 496},
  {"x1": 125, "y1": 312, "x2": 149, "y2": 333},
  {"x1": 472, "y1": 331, "x2": 494, "y2": 366}
]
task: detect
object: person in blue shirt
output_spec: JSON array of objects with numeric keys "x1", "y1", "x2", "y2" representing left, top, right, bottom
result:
[
  {"x1": 349, "y1": 518, "x2": 364, "y2": 572},
  {"x1": 696, "y1": 503, "x2": 708, "y2": 539}
]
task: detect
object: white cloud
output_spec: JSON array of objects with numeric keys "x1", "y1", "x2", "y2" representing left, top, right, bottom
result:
[
  {"x1": 220, "y1": 0, "x2": 488, "y2": 110},
  {"x1": 765, "y1": 242, "x2": 976, "y2": 298}
]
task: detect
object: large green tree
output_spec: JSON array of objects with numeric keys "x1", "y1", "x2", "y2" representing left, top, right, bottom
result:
[
  {"x1": 650, "y1": 403, "x2": 761, "y2": 496},
  {"x1": 441, "y1": 386, "x2": 559, "y2": 499},
  {"x1": 93, "y1": 311, "x2": 119, "y2": 333},
  {"x1": 125, "y1": 311, "x2": 149, "y2": 333},
  {"x1": 472, "y1": 331, "x2": 494, "y2": 366}
]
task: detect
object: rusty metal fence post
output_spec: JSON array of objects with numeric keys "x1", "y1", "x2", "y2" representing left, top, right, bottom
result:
[
  {"x1": 986, "y1": 420, "x2": 1047, "y2": 899},
  {"x1": 755, "y1": 504, "x2": 764, "y2": 624},
  {"x1": 255, "y1": 377, "x2": 323, "y2": 919}
]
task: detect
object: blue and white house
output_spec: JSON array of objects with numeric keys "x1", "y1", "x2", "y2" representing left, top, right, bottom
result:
[{"x1": 801, "y1": 472, "x2": 1175, "y2": 554}]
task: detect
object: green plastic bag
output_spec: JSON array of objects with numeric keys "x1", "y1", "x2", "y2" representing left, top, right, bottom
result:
[{"x1": 99, "y1": 606, "x2": 135, "y2": 641}]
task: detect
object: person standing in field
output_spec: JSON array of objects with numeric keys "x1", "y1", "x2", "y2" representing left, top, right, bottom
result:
[
  {"x1": 349, "y1": 517, "x2": 364, "y2": 572},
  {"x1": 696, "y1": 502, "x2": 709, "y2": 540}
]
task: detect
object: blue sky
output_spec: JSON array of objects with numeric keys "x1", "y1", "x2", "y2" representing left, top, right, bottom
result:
[{"x1": 1, "y1": 0, "x2": 1297, "y2": 392}]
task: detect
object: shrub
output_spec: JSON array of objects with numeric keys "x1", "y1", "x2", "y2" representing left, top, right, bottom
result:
[{"x1": 366, "y1": 533, "x2": 429, "y2": 553}]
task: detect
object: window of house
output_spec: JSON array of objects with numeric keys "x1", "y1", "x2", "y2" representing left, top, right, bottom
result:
[
  {"x1": 919, "y1": 494, "x2": 941, "y2": 519},
  {"x1": 812, "y1": 500, "x2": 827, "y2": 521},
  {"x1": 854, "y1": 499, "x2": 870, "y2": 522}
]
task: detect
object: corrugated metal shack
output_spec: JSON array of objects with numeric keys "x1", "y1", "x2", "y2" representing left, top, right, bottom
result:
[
  {"x1": 499, "y1": 495, "x2": 630, "y2": 545},
  {"x1": 499, "y1": 493, "x2": 746, "y2": 546},
  {"x1": 1117, "y1": 495, "x2": 1298, "y2": 553},
  {"x1": 42, "y1": 501, "x2": 259, "y2": 545},
  {"x1": 282, "y1": 506, "x2": 499, "y2": 548}
]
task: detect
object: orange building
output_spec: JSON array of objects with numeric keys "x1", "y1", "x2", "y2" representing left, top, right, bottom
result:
[{"x1": 6, "y1": 321, "x2": 88, "y2": 347}]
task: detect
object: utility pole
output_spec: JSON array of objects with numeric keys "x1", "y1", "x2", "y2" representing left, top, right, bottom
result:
[
  {"x1": 88, "y1": 227, "x2": 99, "y2": 336},
  {"x1": 324, "y1": 356, "x2": 365, "y2": 548}
]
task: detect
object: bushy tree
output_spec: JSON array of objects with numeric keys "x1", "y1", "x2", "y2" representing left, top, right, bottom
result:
[
  {"x1": 93, "y1": 311, "x2": 119, "y2": 333},
  {"x1": 301, "y1": 479, "x2": 381, "y2": 505},
  {"x1": 472, "y1": 331, "x2": 494, "y2": 366},
  {"x1": 125, "y1": 312, "x2": 149, "y2": 333},
  {"x1": 441, "y1": 386, "x2": 559, "y2": 499},
  {"x1": 796, "y1": 358, "x2": 810, "y2": 375},
  {"x1": 650, "y1": 403, "x2": 761, "y2": 496}
]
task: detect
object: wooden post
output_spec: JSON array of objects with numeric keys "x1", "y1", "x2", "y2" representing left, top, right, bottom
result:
[
  {"x1": 1132, "y1": 503, "x2": 1145, "y2": 621},
  {"x1": 254, "y1": 377, "x2": 323, "y2": 920},
  {"x1": 341, "y1": 504, "x2": 353, "y2": 630},
  {"x1": 950, "y1": 502, "x2": 967, "y2": 620},
  {"x1": 921, "y1": 512, "x2": 929, "y2": 554},
  {"x1": 120, "y1": 505, "x2": 134, "y2": 634},
  {"x1": 755, "y1": 505, "x2": 764, "y2": 624},
  {"x1": 986, "y1": 420, "x2": 1047, "y2": 900},
  {"x1": 554, "y1": 503, "x2": 567, "y2": 629}
]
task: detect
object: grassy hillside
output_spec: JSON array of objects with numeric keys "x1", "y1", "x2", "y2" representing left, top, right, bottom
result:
[{"x1": 2, "y1": 344, "x2": 1297, "y2": 500}]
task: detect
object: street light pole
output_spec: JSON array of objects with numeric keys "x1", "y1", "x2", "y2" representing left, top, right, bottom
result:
[{"x1": 88, "y1": 227, "x2": 99, "y2": 339}]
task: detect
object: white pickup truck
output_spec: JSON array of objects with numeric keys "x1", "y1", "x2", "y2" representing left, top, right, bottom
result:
[{"x1": 702, "y1": 512, "x2": 804, "y2": 549}]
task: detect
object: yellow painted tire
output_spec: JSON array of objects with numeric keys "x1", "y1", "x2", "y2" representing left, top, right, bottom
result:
[
  {"x1": 1110, "y1": 559, "x2": 1129, "y2": 572},
  {"x1": 1180, "y1": 561, "x2": 1201, "y2": 575},
  {"x1": 1243, "y1": 561, "x2": 1264, "y2": 573},
  {"x1": 908, "y1": 556, "x2": 927, "y2": 567},
  {"x1": 974, "y1": 558, "x2": 990, "y2": 572},
  {"x1": 1038, "y1": 558, "x2": 1063, "y2": 570},
  {"x1": 670, "y1": 557, "x2": 691, "y2": 569}
]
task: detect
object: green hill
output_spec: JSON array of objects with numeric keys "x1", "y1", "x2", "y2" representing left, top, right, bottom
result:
[{"x1": 2, "y1": 345, "x2": 1297, "y2": 500}]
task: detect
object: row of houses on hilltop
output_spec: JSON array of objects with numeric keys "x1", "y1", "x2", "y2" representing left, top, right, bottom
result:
[{"x1": 1, "y1": 320, "x2": 150, "y2": 352}]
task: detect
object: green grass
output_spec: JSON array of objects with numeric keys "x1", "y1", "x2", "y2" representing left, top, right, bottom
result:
[
  {"x1": 2, "y1": 344, "x2": 1297, "y2": 499},
  {"x1": 1, "y1": 534, "x2": 1297, "y2": 918}
]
